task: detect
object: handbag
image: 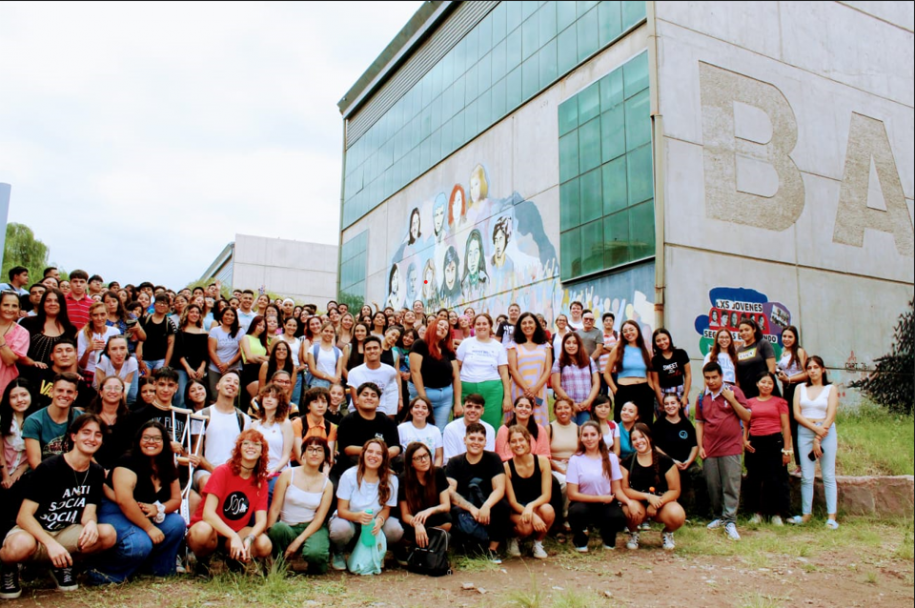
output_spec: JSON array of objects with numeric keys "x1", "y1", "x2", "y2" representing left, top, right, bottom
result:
[{"x1": 406, "y1": 527, "x2": 452, "y2": 577}]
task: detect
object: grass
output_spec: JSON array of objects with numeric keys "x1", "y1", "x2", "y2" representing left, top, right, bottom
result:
[
  {"x1": 834, "y1": 402, "x2": 914, "y2": 476},
  {"x1": 453, "y1": 552, "x2": 503, "y2": 573},
  {"x1": 736, "y1": 592, "x2": 786, "y2": 608}
]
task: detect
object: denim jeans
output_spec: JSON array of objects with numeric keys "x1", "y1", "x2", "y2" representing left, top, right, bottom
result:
[
  {"x1": 89, "y1": 498, "x2": 187, "y2": 583},
  {"x1": 175, "y1": 370, "x2": 189, "y2": 409},
  {"x1": 799, "y1": 424, "x2": 838, "y2": 515},
  {"x1": 424, "y1": 385, "x2": 453, "y2": 433}
]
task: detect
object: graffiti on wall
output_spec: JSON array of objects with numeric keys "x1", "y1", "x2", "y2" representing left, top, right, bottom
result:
[
  {"x1": 383, "y1": 163, "x2": 655, "y2": 329},
  {"x1": 693, "y1": 286, "x2": 792, "y2": 359}
]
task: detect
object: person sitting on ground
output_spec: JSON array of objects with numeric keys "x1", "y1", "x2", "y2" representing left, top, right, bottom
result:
[
  {"x1": 620, "y1": 423, "x2": 685, "y2": 552},
  {"x1": 503, "y1": 425, "x2": 553, "y2": 560},
  {"x1": 332, "y1": 383, "x2": 400, "y2": 481},
  {"x1": 266, "y1": 436, "x2": 333, "y2": 573},
  {"x1": 589, "y1": 394, "x2": 620, "y2": 457},
  {"x1": 0, "y1": 414, "x2": 117, "y2": 598},
  {"x1": 618, "y1": 401, "x2": 640, "y2": 461},
  {"x1": 441, "y1": 393, "x2": 495, "y2": 462},
  {"x1": 186, "y1": 429, "x2": 273, "y2": 575},
  {"x1": 495, "y1": 395, "x2": 550, "y2": 461},
  {"x1": 396, "y1": 441, "x2": 452, "y2": 565}
]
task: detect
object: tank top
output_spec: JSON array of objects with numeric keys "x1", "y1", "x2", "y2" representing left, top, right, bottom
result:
[
  {"x1": 618, "y1": 345, "x2": 648, "y2": 379},
  {"x1": 254, "y1": 420, "x2": 286, "y2": 471},
  {"x1": 508, "y1": 456, "x2": 542, "y2": 505},
  {"x1": 798, "y1": 384, "x2": 832, "y2": 420},
  {"x1": 777, "y1": 351, "x2": 803, "y2": 378},
  {"x1": 549, "y1": 421, "x2": 579, "y2": 463},
  {"x1": 280, "y1": 469, "x2": 328, "y2": 524}
]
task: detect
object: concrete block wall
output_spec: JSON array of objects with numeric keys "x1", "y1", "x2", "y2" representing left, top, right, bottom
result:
[{"x1": 232, "y1": 234, "x2": 338, "y2": 304}]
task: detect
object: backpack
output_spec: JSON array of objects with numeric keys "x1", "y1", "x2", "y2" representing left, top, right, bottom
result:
[
  {"x1": 199, "y1": 406, "x2": 246, "y2": 432},
  {"x1": 305, "y1": 343, "x2": 341, "y2": 386},
  {"x1": 407, "y1": 527, "x2": 452, "y2": 577}
]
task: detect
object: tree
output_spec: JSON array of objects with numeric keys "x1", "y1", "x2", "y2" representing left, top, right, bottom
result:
[
  {"x1": 850, "y1": 299, "x2": 914, "y2": 415},
  {"x1": 2, "y1": 223, "x2": 49, "y2": 282}
]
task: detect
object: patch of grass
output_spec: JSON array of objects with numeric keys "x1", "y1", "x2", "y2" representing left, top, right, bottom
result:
[
  {"x1": 835, "y1": 403, "x2": 914, "y2": 476},
  {"x1": 893, "y1": 520, "x2": 914, "y2": 560},
  {"x1": 503, "y1": 585, "x2": 547, "y2": 608},
  {"x1": 864, "y1": 571, "x2": 879, "y2": 585},
  {"x1": 736, "y1": 592, "x2": 785, "y2": 608},
  {"x1": 550, "y1": 589, "x2": 595, "y2": 608},
  {"x1": 454, "y1": 553, "x2": 502, "y2": 573}
]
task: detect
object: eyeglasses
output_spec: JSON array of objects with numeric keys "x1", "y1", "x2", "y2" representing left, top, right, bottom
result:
[
  {"x1": 140, "y1": 436, "x2": 163, "y2": 444},
  {"x1": 241, "y1": 441, "x2": 262, "y2": 449},
  {"x1": 305, "y1": 447, "x2": 325, "y2": 455},
  {"x1": 412, "y1": 453, "x2": 431, "y2": 462},
  {"x1": 102, "y1": 386, "x2": 123, "y2": 392}
]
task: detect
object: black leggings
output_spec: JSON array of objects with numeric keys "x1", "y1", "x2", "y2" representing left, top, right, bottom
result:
[
  {"x1": 744, "y1": 433, "x2": 790, "y2": 518},
  {"x1": 782, "y1": 382, "x2": 801, "y2": 468},
  {"x1": 567, "y1": 501, "x2": 627, "y2": 548},
  {"x1": 614, "y1": 382, "x2": 656, "y2": 424}
]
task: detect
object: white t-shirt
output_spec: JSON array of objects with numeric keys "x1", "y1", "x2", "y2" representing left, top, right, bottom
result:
[
  {"x1": 567, "y1": 318, "x2": 584, "y2": 331},
  {"x1": 77, "y1": 326, "x2": 122, "y2": 375},
  {"x1": 94, "y1": 355, "x2": 139, "y2": 388},
  {"x1": 703, "y1": 352, "x2": 737, "y2": 385},
  {"x1": 347, "y1": 363, "x2": 400, "y2": 416},
  {"x1": 456, "y1": 337, "x2": 508, "y2": 383},
  {"x1": 237, "y1": 309, "x2": 256, "y2": 333},
  {"x1": 200, "y1": 407, "x2": 252, "y2": 468},
  {"x1": 252, "y1": 420, "x2": 286, "y2": 471},
  {"x1": 208, "y1": 326, "x2": 242, "y2": 372},
  {"x1": 442, "y1": 419, "x2": 496, "y2": 461},
  {"x1": 602, "y1": 420, "x2": 621, "y2": 449},
  {"x1": 397, "y1": 422, "x2": 443, "y2": 452},
  {"x1": 312, "y1": 343, "x2": 340, "y2": 378},
  {"x1": 336, "y1": 466, "x2": 399, "y2": 513}
]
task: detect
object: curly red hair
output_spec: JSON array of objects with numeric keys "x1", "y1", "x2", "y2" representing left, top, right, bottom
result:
[{"x1": 227, "y1": 428, "x2": 270, "y2": 488}]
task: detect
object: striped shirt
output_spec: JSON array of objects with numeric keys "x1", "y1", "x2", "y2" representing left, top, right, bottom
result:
[{"x1": 65, "y1": 294, "x2": 93, "y2": 330}]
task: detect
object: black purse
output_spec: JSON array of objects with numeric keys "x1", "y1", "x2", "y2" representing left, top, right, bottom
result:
[{"x1": 406, "y1": 527, "x2": 452, "y2": 577}]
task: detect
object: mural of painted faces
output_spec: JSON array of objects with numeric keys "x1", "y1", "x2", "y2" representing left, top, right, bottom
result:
[
  {"x1": 491, "y1": 216, "x2": 512, "y2": 271},
  {"x1": 440, "y1": 245, "x2": 461, "y2": 304},
  {"x1": 422, "y1": 259, "x2": 436, "y2": 303},
  {"x1": 433, "y1": 194, "x2": 446, "y2": 240},
  {"x1": 461, "y1": 229, "x2": 488, "y2": 300},
  {"x1": 408, "y1": 207, "x2": 422, "y2": 245},
  {"x1": 469, "y1": 164, "x2": 488, "y2": 207},
  {"x1": 448, "y1": 185, "x2": 466, "y2": 229},
  {"x1": 386, "y1": 264, "x2": 402, "y2": 309}
]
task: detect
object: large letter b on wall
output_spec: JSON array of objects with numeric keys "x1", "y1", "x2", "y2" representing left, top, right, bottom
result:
[{"x1": 699, "y1": 62, "x2": 804, "y2": 231}]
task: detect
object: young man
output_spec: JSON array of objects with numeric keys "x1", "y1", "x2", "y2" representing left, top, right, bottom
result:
[
  {"x1": 127, "y1": 367, "x2": 186, "y2": 455},
  {"x1": 281, "y1": 298, "x2": 295, "y2": 320},
  {"x1": 205, "y1": 282, "x2": 220, "y2": 299},
  {"x1": 0, "y1": 414, "x2": 117, "y2": 598},
  {"x1": 575, "y1": 310, "x2": 604, "y2": 359},
  {"x1": 697, "y1": 362, "x2": 751, "y2": 541},
  {"x1": 87, "y1": 275, "x2": 105, "y2": 299},
  {"x1": 346, "y1": 336, "x2": 402, "y2": 418},
  {"x1": 442, "y1": 394, "x2": 496, "y2": 462},
  {"x1": 495, "y1": 303, "x2": 521, "y2": 347},
  {"x1": 598, "y1": 312, "x2": 618, "y2": 393},
  {"x1": 236, "y1": 290, "x2": 256, "y2": 332},
  {"x1": 333, "y1": 382, "x2": 399, "y2": 479},
  {"x1": 0, "y1": 267, "x2": 29, "y2": 297},
  {"x1": 446, "y1": 422, "x2": 509, "y2": 561},
  {"x1": 138, "y1": 294, "x2": 176, "y2": 376},
  {"x1": 22, "y1": 283, "x2": 46, "y2": 317},
  {"x1": 33, "y1": 339, "x2": 95, "y2": 410},
  {"x1": 42, "y1": 267, "x2": 60, "y2": 281},
  {"x1": 23, "y1": 372, "x2": 86, "y2": 468},
  {"x1": 64, "y1": 270, "x2": 93, "y2": 329},
  {"x1": 567, "y1": 301, "x2": 585, "y2": 331},
  {"x1": 189, "y1": 372, "x2": 251, "y2": 493}
]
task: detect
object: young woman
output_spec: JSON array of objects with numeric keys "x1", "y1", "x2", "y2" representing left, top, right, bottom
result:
[
  {"x1": 186, "y1": 429, "x2": 274, "y2": 570},
  {"x1": 250, "y1": 383, "x2": 294, "y2": 500},
  {"x1": 255, "y1": 294, "x2": 270, "y2": 318},
  {"x1": 183, "y1": 378, "x2": 209, "y2": 413},
  {"x1": 371, "y1": 311, "x2": 388, "y2": 338},
  {"x1": 409, "y1": 318, "x2": 461, "y2": 433},
  {"x1": 456, "y1": 314, "x2": 512, "y2": 430},
  {"x1": 504, "y1": 426, "x2": 554, "y2": 560},
  {"x1": 744, "y1": 373, "x2": 792, "y2": 526},
  {"x1": 174, "y1": 304, "x2": 209, "y2": 409},
  {"x1": 86, "y1": 375, "x2": 131, "y2": 470},
  {"x1": 328, "y1": 439, "x2": 404, "y2": 571},
  {"x1": 292, "y1": 387, "x2": 337, "y2": 467},
  {"x1": 453, "y1": 314, "x2": 473, "y2": 346},
  {"x1": 0, "y1": 293, "x2": 30, "y2": 397},
  {"x1": 650, "y1": 328, "x2": 692, "y2": 416},
  {"x1": 736, "y1": 319, "x2": 777, "y2": 399},
  {"x1": 704, "y1": 328, "x2": 739, "y2": 386},
  {"x1": 344, "y1": 322, "x2": 370, "y2": 379},
  {"x1": 90, "y1": 421, "x2": 186, "y2": 584},
  {"x1": 266, "y1": 436, "x2": 334, "y2": 572},
  {"x1": 241, "y1": 316, "x2": 269, "y2": 399},
  {"x1": 337, "y1": 313, "x2": 356, "y2": 350},
  {"x1": 265, "y1": 316, "x2": 280, "y2": 347},
  {"x1": 380, "y1": 326, "x2": 403, "y2": 370},
  {"x1": 137, "y1": 376, "x2": 157, "y2": 408},
  {"x1": 776, "y1": 326, "x2": 807, "y2": 474},
  {"x1": 789, "y1": 356, "x2": 839, "y2": 529},
  {"x1": 548, "y1": 397, "x2": 579, "y2": 495},
  {"x1": 605, "y1": 320, "x2": 655, "y2": 424},
  {"x1": 551, "y1": 333, "x2": 600, "y2": 426},
  {"x1": 507, "y1": 313, "x2": 552, "y2": 427},
  {"x1": 259, "y1": 340, "x2": 295, "y2": 399},
  {"x1": 326, "y1": 383, "x2": 347, "y2": 426},
  {"x1": 276, "y1": 317, "x2": 306, "y2": 404},
  {"x1": 207, "y1": 307, "x2": 242, "y2": 399},
  {"x1": 169, "y1": 294, "x2": 188, "y2": 329},
  {"x1": 76, "y1": 302, "x2": 122, "y2": 384},
  {"x1": 566, "y1": 421, "x2": 632, "y2": 552},
  {"x1": 551, "y1": 314, "x2": 571, "y2": 353},
  {"x1": 397, "y1": 397, "x2": 443, "y2": 467},
  {"x1": 590, "y1": 395, "x2": 621, "y2": 457},
  {"x1": 495, "y1": 396, "x2": 550, "y2": 461},
  {"x1": 652, "y1": 394, "x2": 700, "y2": 512},
  {"x1": 104, "y1": 289, "x2": 144, "y2": 351},
  {"x1": 306, "y1": 322, "x2": 344, "y2": 389},
  {"x1": 398, "y1": 442, "x2": 452, "y2": 558},
  {"x1": 620, "y1": 423, "x2": 685, "y2": 551},
  {"x1": 398, "y1": 328, "x2": 418, "y2": 402},
  {"x1": 0, "y1": 380, "x2": 34, "y2": 537},
  {"x1": 618, "y1": 401, "x2": 640, "y2": 461}
]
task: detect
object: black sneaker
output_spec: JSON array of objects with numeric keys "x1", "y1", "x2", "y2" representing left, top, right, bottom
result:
[
  {"x1": 50, "y1": 566, "x2": 78, "y2": 592},
  {"x1": 195, "y1": 556, "x2": 212, "y2": 579},
  {"x1": 0, "y1": 563, "x2": 21, "y2": 600}
]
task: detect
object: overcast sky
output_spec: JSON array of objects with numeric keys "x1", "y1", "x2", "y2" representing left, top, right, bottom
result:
[{"x1": 0, "y1": 1, "x2": 423, "y2": 288}]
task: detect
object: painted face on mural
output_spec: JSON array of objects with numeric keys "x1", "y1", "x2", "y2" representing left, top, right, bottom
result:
[
  {"x1": 433, "y1": 204, "x2": 445, "y2": 235},
  {"x1": 410, "y1": 211, "x2": 420, "y2": 241},
  {"x1": 467, "y1": 239, "x2": 481, "y2": 275},
  {"x1": 451, "y1": 189, "x2": 463, "y2": 220},
  {"x1": 470, "y1": 175, "x2": 482, "y2": 204},
  {"x1": 444, "y1": 260, "x2": 457, "y2": 288},
  {"x1": 493, "y1": 229, "x2": 506, "y2": 264}
]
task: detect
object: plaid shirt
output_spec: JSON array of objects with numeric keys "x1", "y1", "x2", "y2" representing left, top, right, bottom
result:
[{"x1": 552, "y1": 358, "x2": 598, "y2": 404}]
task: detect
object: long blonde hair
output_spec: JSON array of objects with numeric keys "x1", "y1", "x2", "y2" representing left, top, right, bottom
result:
[{"x1": 82, "y1": 302, "x2": 109, "y2": 341}]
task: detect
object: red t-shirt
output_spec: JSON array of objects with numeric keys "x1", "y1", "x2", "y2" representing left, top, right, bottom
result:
[
  {"x1": 65, "y1": 294, "x2": 93, "y2": 330},
  {"x1": 697, "y1": 385, "x2": 748, "y2": 458},
  {"x1": 190, "y1": 463, "x2": 268, "y2": 532},
  {"x1": 747, "y1": 397, "x2": 788, "y2": 437}
]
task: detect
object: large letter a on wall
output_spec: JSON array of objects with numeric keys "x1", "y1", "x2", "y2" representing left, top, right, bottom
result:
[{"x1": 699, "y1": 62, "x2": 804, "y2": 231}]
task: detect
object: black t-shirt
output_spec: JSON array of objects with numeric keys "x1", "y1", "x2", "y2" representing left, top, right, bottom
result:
[
  {"x1": 95, "y1": 416, "x2": 131, "y2": 471},
  {"x1": 445, "y1": 451, "x2": 504, "y2": 500},
  {"x1": 105, "y1": 453, "x2": 172, "y2": 504},
  {"x1": 736, "y1": 339, "x2": 776, "y2": 398},
  {"x1": 175, "y1": 331, "x2": 209, "y2": 370},
  {"x1": 651, "y1": 349, "x2": 691, "y2": 389},
  {"x1": 25, "y1": 454, "x2": 105, "y2": 532},
  {"x1": 127, "y1": 404, "x2": 189, "y2": 448},
  {"x1": 496, "y1": 322, "x2": 516, "y2": 346},
  {"x1": 33, "y1": 368, "x2": 95, "y2": 410},
  {"x1": 141, "y1": 315, "x2": 176, "y2": 361},
  {"x1": 622, "y1": 452, "x2": 675, "y2": 495},
  {"x1": 652, "y1": 417, "x2": 697, "y2": 463},
  {"x1": 410, "y1": 339, "x2": 455, "y2": 389},
  {"x1": 333, "y1": 411, "x2": 399, "y2": 475},
  {"x1": 398, "y1": 468, "x2": 449, "y2": 511}
]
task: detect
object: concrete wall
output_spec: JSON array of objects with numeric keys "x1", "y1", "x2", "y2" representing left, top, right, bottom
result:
[
  {"x1": 232, "y1": 234, "x2": 338, "y2": 305},
  {"x1": 654, "y1": 1, "x2": 915, "y2": 400}
]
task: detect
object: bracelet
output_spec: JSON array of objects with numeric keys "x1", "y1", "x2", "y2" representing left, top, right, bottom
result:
[{"x1": 781, "y1": 449, "x2": 794, "y2": 456}]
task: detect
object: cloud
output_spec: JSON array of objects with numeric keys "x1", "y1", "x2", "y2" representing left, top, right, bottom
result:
[{"x1": 0, "y1": 0, "x2": 423, "y2": 287}]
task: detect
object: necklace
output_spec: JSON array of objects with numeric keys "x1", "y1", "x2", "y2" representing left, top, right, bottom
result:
[{"x1": 65, "y1": 454, "x2": 92, "y2": 496}]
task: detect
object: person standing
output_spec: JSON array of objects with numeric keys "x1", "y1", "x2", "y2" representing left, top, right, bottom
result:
[
  {"x1": 456, "y1": 314, "x2": 511, "y2": 431},
  {"x1": 743, "y1": 374, "x2": 792, "y2": 526},
  {"x1": 604, "y1": 321, "x2": 655, "y2": 424},
  {"x1": 776, "y1": 326, "x2": 807, "y2": 475},
  {"x1": 0, "y1": 292, "x2": 29, "y2": 397},
  {"x1": 574, "y1": 310, "x2": 604, "y2": 360},
  {"x1": 650, "y1": 329, "x2": 692, "y2": 416},
  {"x1": 409, "y1": 318, "x2": 461, "y2": 433},
  {"x1": 63, "y1": 270, "x2": 93, "y2": 330},
  {"x1": 138, "y1": 295, "x2": 176, "y2": 377},
  {"x1": 735, "y1": 320, "x2": 777, "y2": 399},
  {"x1": 346, "y1": 336, "x2": 401, "y2": 419},
  {"x1": 507, "y1": 313, "x2": 551, "y2": 427}
]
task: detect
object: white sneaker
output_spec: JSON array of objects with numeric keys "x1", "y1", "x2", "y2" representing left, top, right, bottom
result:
[
  {"x1": 771, "y1": 515, "x2": 784, "y2": 527},
  {"x1": 662, "y1": 532, "x2": 676, "y2": 551},
  {"x1": 626, "y1": 531, "x2": 640, "y2": 550},
  {"x1": 532, "y1": 541, "x2": 547, "y2": 559},
  {"x1": 748, "y1": 514, "x2": 763, "y2": 525},
  {"x1": 507, "y1": 538, "x2": 521, "y2": 557},
  {"x1": 725, "y1": 523, "x2": 741, "y2": 541},
  {"x1": 707, "y1": 519, "x2": 723, "y2": 530}
]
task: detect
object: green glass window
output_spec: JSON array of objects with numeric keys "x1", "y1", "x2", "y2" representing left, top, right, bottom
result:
[
  {"x1": 339, "y1": 231, "x2": 369, "y2": 303},
  {"x1": 558, "y1": 49, "x2": 653, "y2": 281}
]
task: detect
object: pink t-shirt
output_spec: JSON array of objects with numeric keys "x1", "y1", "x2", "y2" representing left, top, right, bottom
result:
[
  {"x1": 0, "y1": 323, "x2": 29, "y2": 397},
  {"x1": 566, "y1": 452, "x2": 622, "y2": 498},
  {"x1": 747, "y1": 397, "x2": 789, "y2": 437},
  {"x1": 495, "y1": 424, "x2": 551, "y2": 461}
]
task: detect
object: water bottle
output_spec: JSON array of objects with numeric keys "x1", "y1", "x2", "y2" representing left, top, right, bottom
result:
[{"x1": 360, "y1": 509, "x2": 375, "y2": 546}]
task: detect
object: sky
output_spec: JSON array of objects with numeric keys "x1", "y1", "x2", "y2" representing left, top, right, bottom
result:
[{"x1": 0, "y1": 0, "x2": 423, "y2": 288}]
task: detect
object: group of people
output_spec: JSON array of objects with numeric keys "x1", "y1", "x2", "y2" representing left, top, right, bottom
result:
[{"x1": 0, "y1": 266, "x2": 841, "y2": 597}]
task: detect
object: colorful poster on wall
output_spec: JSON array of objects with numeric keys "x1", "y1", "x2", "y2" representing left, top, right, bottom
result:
[{"x1": 694, "y1": 287, "x2": 792, "y2": 358}]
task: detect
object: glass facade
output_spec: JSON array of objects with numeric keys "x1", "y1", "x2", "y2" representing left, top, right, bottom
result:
[
  {"x1": 557, "y1": 50, "x2": 653, "y2": 281},
  {"x1": 342, "y1": 1, "x2": 647, "y2": 229},
  {"x1": 339, "y1": 230, "x2": 369, "y2": 302}
]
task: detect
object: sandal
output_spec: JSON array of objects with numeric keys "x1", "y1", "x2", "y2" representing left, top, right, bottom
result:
[
  {"x1": 825, "y1": 519, "x2": 840, "y2": 530},
  {"x1": 786, "y1": 516, "x2": 806, "y2": 525}
]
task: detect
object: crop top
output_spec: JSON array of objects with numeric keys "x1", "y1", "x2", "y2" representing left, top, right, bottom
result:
[
  {"x1": 618, "y1": 345, "x2": 649, "y2": 379},
  {"x1": 798, "y1": 384, "x2": 832, "y2": 420}
]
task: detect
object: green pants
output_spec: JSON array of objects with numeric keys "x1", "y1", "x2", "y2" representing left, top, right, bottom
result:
[
  {"x1": 461, "y1": 379, "x2": 505, "y2": 430},
  {"x1": 267, "y1": 522, "x2": 330, "y2": 574}
]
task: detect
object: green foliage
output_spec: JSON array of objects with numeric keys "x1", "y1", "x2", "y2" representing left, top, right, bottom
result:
[
  {"x1": 336, "y1": 290, "x2": 364, "y2": 313},
  {"x1": 836, "y1": 402, "x2": 914, "y2": 476},
  {"x1": 1, "y1": 222, "x2": 49, "y2": 282},
  {"x1": 850, "y1": 299, "x2": 914, "y2": 414}
]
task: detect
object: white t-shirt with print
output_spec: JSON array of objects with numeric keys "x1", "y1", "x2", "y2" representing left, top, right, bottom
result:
[
  {"x1": 456, "y1": 337, "x2": 508, "y2": 383},
  {"x1": 336, "y1": 466, "x2": 398, "y2": 513},
  {"x1": 397, "y1": 422, "x2": 443, "y2": 452}
]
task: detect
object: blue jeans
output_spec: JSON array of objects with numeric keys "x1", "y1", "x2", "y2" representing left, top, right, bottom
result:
[
  {"x1": 425, "y1": 385, "x2": 453, "y2": 432},
  {"x1": 127, "y1": 371, "x2": 139, "y2": 408},
  {"x1": 175, "y1": 370, "x2": 189, "y2": 409},
  {"x1": 89, "y1": 499, "x2": 187, "y2": 583},
  {"x1": 799, "y1": 424, "x2": 838, "y2": 515},
  {"x1": 144, "y1": 359, "x2": 166, "y2": 376},
  {"x1": 294, "y1": 372, "x2": 304, "y2": 406},
  {"x1": 572, "y1": 411, "x2": 591, "y2": 426}
]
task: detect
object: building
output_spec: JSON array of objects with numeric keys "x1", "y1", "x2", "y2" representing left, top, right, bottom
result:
[
  {"x1": 336, "y1": 1, "x2": 914, "y2": 400},
  {"x1": 201, "y1": 234, "x2": 337, "y2": 305}
]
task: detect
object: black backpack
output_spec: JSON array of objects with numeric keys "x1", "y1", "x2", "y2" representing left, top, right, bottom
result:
[{"x1": 406, "y1": 527, "x2": 452, "y2": 577}]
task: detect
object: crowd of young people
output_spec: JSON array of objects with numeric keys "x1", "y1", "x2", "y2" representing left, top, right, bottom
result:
[{"x1": 0, "y1": 266, "x2": 841, "y2": 596}]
